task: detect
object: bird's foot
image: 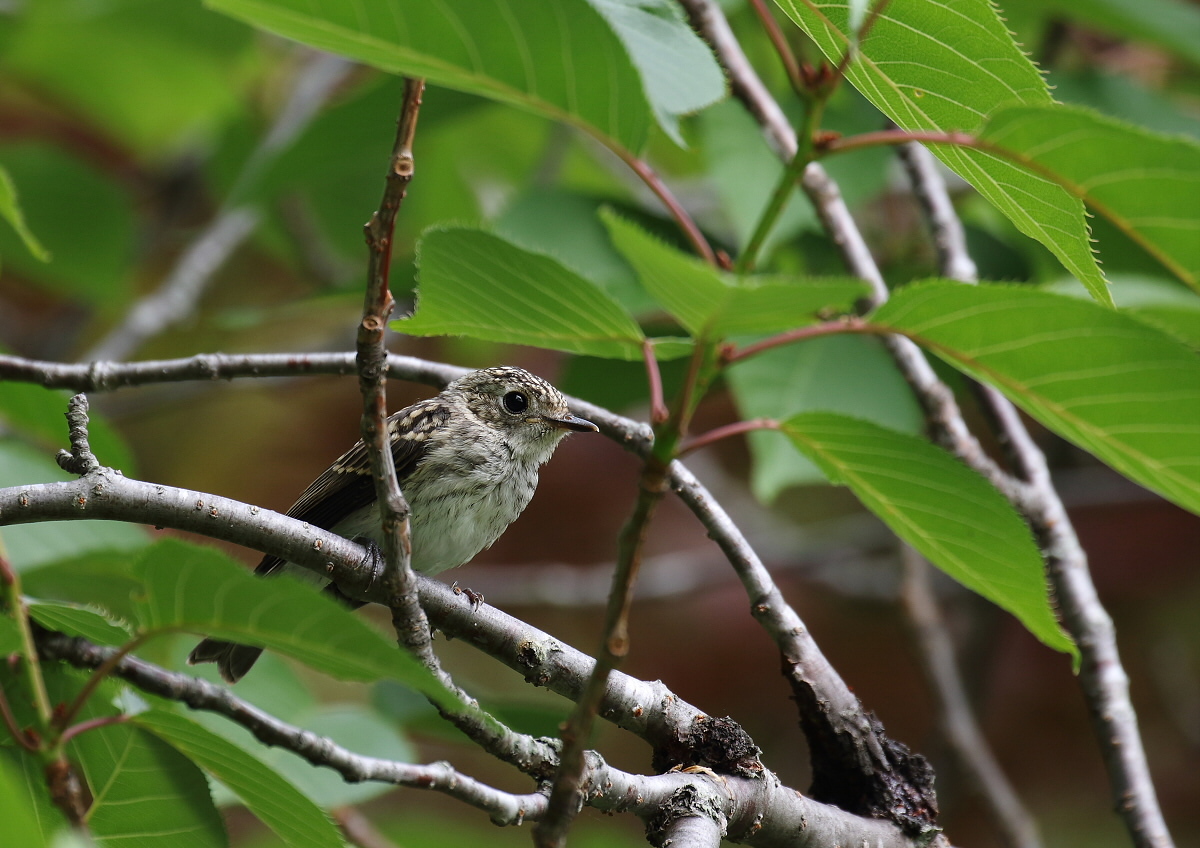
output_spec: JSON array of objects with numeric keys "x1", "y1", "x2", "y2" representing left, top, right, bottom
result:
[
  {"x1": 450, "y1": 581, "x2": 485, "y2": 610},
  {"x1": 350, "y1": 536, "x2": 388, "y2": 593}
]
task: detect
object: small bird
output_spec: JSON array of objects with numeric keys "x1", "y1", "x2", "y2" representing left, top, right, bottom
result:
[{"x1": 189, "y1": 366, "x2": 598, "y2": 682}]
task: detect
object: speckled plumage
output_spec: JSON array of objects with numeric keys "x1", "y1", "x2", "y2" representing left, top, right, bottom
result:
[{"x1": 189, "y1": 367, "x2": 597, "y2": 681}]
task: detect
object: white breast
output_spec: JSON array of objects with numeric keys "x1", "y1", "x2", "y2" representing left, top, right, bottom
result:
[{"x1": 333, "y1": 442, "x2": 541, "y2": 575}]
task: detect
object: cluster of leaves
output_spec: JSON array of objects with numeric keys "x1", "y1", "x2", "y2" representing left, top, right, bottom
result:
[{"x1": 1, "y1": 0, "x2": 1199, "y2": 846}]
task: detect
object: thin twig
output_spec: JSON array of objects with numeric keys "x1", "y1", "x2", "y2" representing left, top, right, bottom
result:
[
  {"x1": 535, "y1": 462, "x2": 670, "y2": 846},
  {"x1": 832, "y1": 0, "x2": 894, "y2": 79},
  {"x1": 901, "y1": 549, "x2": 1042, "y2": 848},
  {"x1": 357, "y1": 77, "x2": 433, "y2": 664},
  {"x1": 723, "y1": 317, "x2": 869, "y2": 363},
  {"x1": 58, "y1": 714, "x2": 129, "y2": 746},
  {"x1": 643, "y1": 339, "x2": 669, "y2": 425},
  {"x1": 0, "y1": 679, "x2": 39, "y2": 752}
]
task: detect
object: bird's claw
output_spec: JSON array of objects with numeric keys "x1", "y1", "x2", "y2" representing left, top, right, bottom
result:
[{"x1": 450, "y1": 581, "x2": 485, "y2": 610}]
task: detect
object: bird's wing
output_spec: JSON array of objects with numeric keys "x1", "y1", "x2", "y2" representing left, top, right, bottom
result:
[{"x1": 254, "y1": 399, "x2": 451, "y2": 576}]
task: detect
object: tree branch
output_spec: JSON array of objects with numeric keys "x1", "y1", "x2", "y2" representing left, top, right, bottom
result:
[
  {"x1": 357, "y1": 76, "x2": 431, "y2": 663},
  {"x1": 895, "y1": 138, "x2": 1174, "y2": 848},
  {"x1": 0, "y1": 349, "x2": 939, "y2": 835},
  {"x1": 900, "y1": 549, "x2": 1042, "y2": 848}
]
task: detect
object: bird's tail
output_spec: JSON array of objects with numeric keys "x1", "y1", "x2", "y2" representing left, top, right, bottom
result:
[{"x1": 187, "y1": 637, "x2": 263, "y2": 683}]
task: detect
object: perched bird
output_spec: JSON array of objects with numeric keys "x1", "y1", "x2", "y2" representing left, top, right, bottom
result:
[{"x1": 189, "y1": 366, "x2": 598, "y2": 682}]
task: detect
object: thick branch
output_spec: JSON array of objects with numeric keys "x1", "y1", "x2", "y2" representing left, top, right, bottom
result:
[{"x1": 1, "y1": 351, "x2": 922, "y2": 830}]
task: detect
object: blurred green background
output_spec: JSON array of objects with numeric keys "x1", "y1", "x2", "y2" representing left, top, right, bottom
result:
[{"x1": 1, "y1": 1, "x2": 1198, "y2": 845}]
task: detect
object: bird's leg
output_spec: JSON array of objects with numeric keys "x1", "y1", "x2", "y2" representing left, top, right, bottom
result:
[{"x1": 321, "y1": 536, "x2": 386, "y2": 610}]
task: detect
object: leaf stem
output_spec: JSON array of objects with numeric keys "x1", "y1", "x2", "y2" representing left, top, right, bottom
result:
[
  {"x1": 747, "y1": 0, "x2": 808, "y2": 96},
  {"x1": 736, "y1": 96, "x2": 827, "y2": 273},
  {"x1": 0, "y1": 683, "x2": 39, "y2": 752},
  {"x1": 643, "y1": 340, "x2": 669, "y2": 425},
  {"x1": 678, "y1": 418, "x2": 781, "y2": 457},
  {"x1": 723, "y1": 316, "x2": 871, "y2": 364},
  {"x1": 820, "y1": 128, "x2": 978, "y2": 157},
  {"x1": 0, "y1": 542, "x2": 53, "y2": 738},
  {"x1": 832, "y1": 0, "x2": 894, "y2": 80},
  {"x1": 615, "y1": 150, "x2": 718, "y2": 267},
  {"x1": 56, "y1": 632, "x2": 152, "y2": 736},
  {"x1": 58, "y1": 714, "x2": 129, "y2": 746}
]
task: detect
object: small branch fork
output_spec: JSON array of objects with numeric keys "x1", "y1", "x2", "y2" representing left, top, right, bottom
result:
[{"x1": 356, "y1": 76, "x2": 432, "y2": 664}]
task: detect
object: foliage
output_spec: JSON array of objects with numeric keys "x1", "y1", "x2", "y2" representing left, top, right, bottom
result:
[{"x1": 0, "y1": 0, "x2": 1197, "y2": 844}]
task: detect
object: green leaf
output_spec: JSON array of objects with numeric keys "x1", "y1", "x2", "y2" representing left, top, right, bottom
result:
[
  {"x1": 0, "y1": 144, "x2": 135, "y2": 305},
  {"x1": 131, "y1": 539, "x2": 457, "y2": 704},
  {"x1": 402, "y1": 227, "x2": 683, "y2": 359},
  {"x1": 0, "y1": 382, "x2": 138, "y2": 475},
  {"x1": 976, "y1": 104, "x2": 1200, "y2": 294},
  {"x1": 773, "y1": 0, "x2": 1109, "y2": 305},
  {"x1": 493, "y1": 188, "x2": 657, "y2": 317},
  {"x1": 780, "y1": 412, "x2": 1074, "y2": 655},
  {"x1": 0, "y1": 441, "x2": 148, "y2": 572},
  {"x1": 27, "y1": 600, "x2": 132, "y2": 647},
  {"x1": 602, "y1": 211, "x2": 868, "y2": 338},
  {"x1": 7, "y1": 0, "x2": 251, "y2": 156},
  {"x1": 584, "y1": 0, "x2": 725, "y2": 144},
  {"x1": 0, "y1": 165, "x2": 48, "y2": 263},
  {"x1": 1048, "y1": 276, "x2": 1200, "y2": 350},
  {"x1": 0, "y1": 757, "x2": 49, "y2": 848},
  {"x1": 135, "y1": 710, "x2": 346, "y2": 848},
  {"x1": 206, "y1": 0, "x2": 655, "y2": 151},
  {"x1": 872, "y1": 281, "x2": 1200, "y2": 516},
  {"x1": 66, "y1": 691, "x2": 227, "y2": 848},
  {"x1": 727, "y1": 335, "x2": 923, "y2": 500}
]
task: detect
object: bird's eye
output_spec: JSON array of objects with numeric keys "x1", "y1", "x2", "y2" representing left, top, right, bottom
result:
[{"x1": 503, "y1": 391, "x2": 529, "y2": 414}]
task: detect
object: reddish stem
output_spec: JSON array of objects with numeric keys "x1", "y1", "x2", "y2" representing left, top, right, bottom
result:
[
  {"x1": 0, "y1": 684, "x2": 39, "y2": 752},
  {"x1": 59, "y1": 714, "x2": 129, "y2": 745},
  {"x1": 619, "y1": 153, "x2": 718, "y2": 267},
  {"x1": 678, "y1": 418, "x2": 781, "y2": 457},
  {"x1": 821, "y1": 128, "x2": 977, "y2": 157},
  {"x1": 724, "y1": 317, "x2": 871, "y2": 364},
  {"x1": 643, "y1": 340, "x2": 669, "y2": 425},
  {"x1": 747, "y1": 0, "x2": 808, "y2": 95}
]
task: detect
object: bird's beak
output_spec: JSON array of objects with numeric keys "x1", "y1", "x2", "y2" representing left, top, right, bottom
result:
[{"x1": 544, "y1": 414, "x2": 599, "y2": 433}]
